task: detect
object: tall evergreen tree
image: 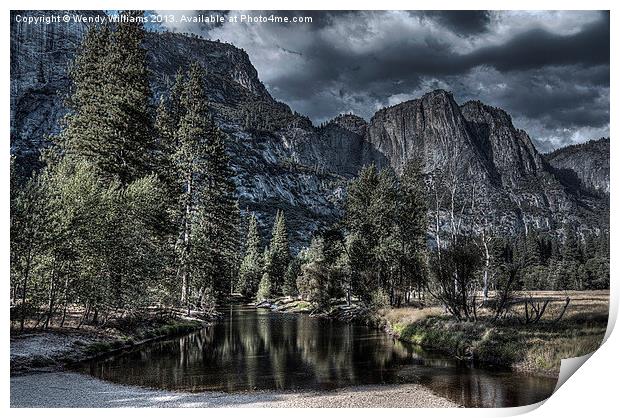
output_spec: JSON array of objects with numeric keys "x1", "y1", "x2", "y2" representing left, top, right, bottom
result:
[
  {"x1": 237, "y1": 214, "x2": 263, "y2": 298},
  {"x1": 59, "y1": 25, "x2": 110, "y2": 172},
  {"x1": 200, "y1": 116, "x2": 240, "y2": 299},
  {"x1": 266, "y1": 210, "x2": 290, "y2": 295},
  {"x1": 60, "y1": 11, "x2": 154, "y2": 185},
  {"x1": 155, "y1": 70, "x2": 186, "y2": 196},
  {"x1": 173, "y1": 63, "x2": 211, "y2": 307},
  {"x1": 257, "y1": 247, "x2": 274, "y2": 301},
  {"x1": 395, "y1": 159, "x2": 428, "y2": 304},
  {"x1": 173, "y1": 62, "x2": 240, "y2": 307},
  {"x1": 155, "y1": 70, "x2": 185, "y2": 146},
  {"x1": 105, "y1": 10, "x2": 155, "y2": 182},
  {"x1": 345, "y1": 164, "x2": 381, "y2": 302}
]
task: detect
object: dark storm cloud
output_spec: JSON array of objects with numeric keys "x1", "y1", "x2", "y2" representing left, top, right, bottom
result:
[
  {"x1": 162, "y1": 10, "x2": 610, "y2": 150},
  {"x1": 421, "y1": 11, "x2": 491, "y2": 35},
  {"x1": 446, "y1": 64, "x2": 609, "y2": 135},
  {"x1": 269, "y1": 12, "x2": 608, "y2": 93},
  {"x1": 467, "y1": 14, "x2": 610, "y2": 71}
]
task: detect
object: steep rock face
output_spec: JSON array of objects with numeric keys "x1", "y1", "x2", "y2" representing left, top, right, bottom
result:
[
  {"x1": 366, "y1": 90, "x2": 480, "y2": 174},
  {"x1": 10, "y1": 10, "x2": 105, "y2": 170},
  {"x1": 145, "y1": 32, "x2": 274, "y2": 102},
  {"x1": 460, "y1": 100, "x2": 544, "y2": 186},
  {"x1": 283, "y1": 114, "x2": 386, "y2": 177},
  {"x1": 364, "y1": 90, "x2": 594, "y2": 235},
  {"x1": 459, "y1": 100, "x2": 589, "y2": 232},
  {"x1": 9, "y1": 11, "x2": 280, "y2": 164},
  {"x1": 546, "y1": 138, "x2": 610, "y2": 195}
]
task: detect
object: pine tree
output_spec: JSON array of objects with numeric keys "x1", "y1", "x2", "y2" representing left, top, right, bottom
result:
[
  {"x1": 237, "y1": 214, "x2": 263, "y2": 298},
  {"x1": 257, "y1": 248, "x2": 274, "y2": 301},
  {"x1": 60, "y1": 11, "x2": 154, "y2": 185},
  {"x1": 155, "y1": 70, "x2": 185, "y2": 146},
  {"x1": 266, "y1": 210, "x2": 290, "y2": 295},
  {"x1": 105, "y1": 10, "x2": 155, "y2": 182},
  {"x1": 283, "y1": 257, "x2": 302, "y2": 296},
  {"x1": 256, "y1": 272, "x2": 272, "y2": 302},
  {"x1": 173, "y1": 63, "x2": 211, "y2": 308},
  {"x1": 562, "y1": 226, "x2": 582, "y2": 263},
  {"x1": 345, "y1": 164, "x2": 381, "y2": 302},
  {"x1": 173, "y1": 62, "x2": 240, "y2": 308},
  {"x1": 200, "y1": 115, "x2": 240, "y2": 299},
  {"x1": 59, "y1": 25, "x2": 111, "y2": 171},
  {"x1": 396, "y1": 159, "x2": 428, "y2": 303}
]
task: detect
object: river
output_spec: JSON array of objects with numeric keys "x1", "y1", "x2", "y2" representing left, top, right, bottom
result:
[{"x1": 76, "y1": 304, "x2": 557, "y2": 407}]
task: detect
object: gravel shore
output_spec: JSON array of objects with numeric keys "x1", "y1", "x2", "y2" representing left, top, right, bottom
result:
[{"x1": 10, "y1": 371, "x2": 459, "y2": 408}]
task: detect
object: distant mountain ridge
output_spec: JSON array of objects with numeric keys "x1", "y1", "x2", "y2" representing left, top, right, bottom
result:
[{"x1": 10, "y1": 10, "x2": 609, "y2": 247}]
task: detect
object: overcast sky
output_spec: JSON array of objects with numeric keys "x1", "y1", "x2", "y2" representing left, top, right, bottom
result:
[{"x1": 152, "y1": 10, "x2": 609, "y2": 152}]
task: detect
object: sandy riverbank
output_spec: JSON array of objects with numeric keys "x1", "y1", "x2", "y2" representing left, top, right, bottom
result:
[
  {"x1": 10, "y1": 371, "x2": 459, "y2": 408},
  {"x1": 10, "y1": 316, "x2": 208, "y2": 374}
]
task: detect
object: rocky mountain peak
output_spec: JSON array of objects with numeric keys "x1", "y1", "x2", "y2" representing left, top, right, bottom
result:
[
  {"x1": 326, "y1": 114, "x2": 368, "y2": 136},
  {"x1": 366, "y1": 88, "x2": 474, "y2": 173},
  {"x1": 460, "y1": 100, "x2": 514, "y2": 128},
  {"x1": 145, "y1": 32, "x2": 272, "y2": 101}
]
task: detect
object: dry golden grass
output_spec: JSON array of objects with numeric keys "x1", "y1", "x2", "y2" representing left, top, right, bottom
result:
[
  {"x1": 385, "y1": 290, "x2": 609, "y2": 376},
  {"x1": 383, "y1": 306, "x2": 444, "y2": 325}
]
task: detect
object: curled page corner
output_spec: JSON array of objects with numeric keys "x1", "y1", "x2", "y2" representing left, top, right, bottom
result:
[
  {"x1": 502, "y1": 399, "x2": 547, "y2": 416},
  {"x1": 553, "y1": 352, "x2": 594, "y2": 393},
  {"x1": 503, "y1": 351, "x2": 597, "y2": 415}
]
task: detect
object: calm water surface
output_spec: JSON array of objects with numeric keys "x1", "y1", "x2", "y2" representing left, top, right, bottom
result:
[{"x1": 77, "y1": 304, "x2": 557, "y2": 407}]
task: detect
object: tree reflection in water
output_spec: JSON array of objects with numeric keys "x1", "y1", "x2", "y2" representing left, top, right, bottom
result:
[{"x1": 80, "y1": 305, "x2": 557, "y2": 407}]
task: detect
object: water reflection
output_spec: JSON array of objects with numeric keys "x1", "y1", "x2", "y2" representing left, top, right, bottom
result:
[{"x1": 78, "y1": 305, "x2": 557, "y2": 407}]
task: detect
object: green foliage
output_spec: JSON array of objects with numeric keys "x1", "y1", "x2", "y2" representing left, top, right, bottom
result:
[
  {"x1": 508, "y1": 225, "x2": 608, "y2": 292},
  {"x1": 369, "y1": 289, "x2": 390, "y2": 312},
  {"x1": 166, "y1": 62, "x2": 241, "y2": 308},
  {"x1": 60, "y1": 12, "x2": 154, "y2": 185},
  {"x1": 264, "y1": 210, "x2": 291, "y2": 295},
  {"x1": 298, "y1": 260, "x2": 330, "y2": 309},
  {"x1": 237, "y1": 214, "x2": 263, "y2": 298},
  {"x1": 256, "y1": 272, "x2": 272, "y2": 302},
  {"x1": 429, "y1": 239, "x2": 483, "y2": 321},
  {"x1": 10, "y1": 14, "x2": 245, "y2": 328},
  {"x1": 282, "y1": 257, "x2": 302, "y2": 297},
  {"x1": 296, "y1": 238, "x2": 331, "y2": 308},
  {"x1": 343, "y1": 160, "x2": 428, "y2": 306}
]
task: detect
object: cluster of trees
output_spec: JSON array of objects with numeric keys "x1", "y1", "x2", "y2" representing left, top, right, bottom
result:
[
  {"x1": 266, "y1": 162, "x2": 428, "y2": 310},
  {"x1": 239, "y1": 99, "x2": 312, "y2": 135},
  {"x1": 10, "y1": 12, "x2": 609, "y2": 330},
  {"x1": 10, "y1": 12, "x2": 240, "y2": 330},
  {"x1": 235, "y1": 210, "x2": 291, "y2": 301},
  {"x1": 516, "y1": 228, "x2": 609, "y2": 291}
]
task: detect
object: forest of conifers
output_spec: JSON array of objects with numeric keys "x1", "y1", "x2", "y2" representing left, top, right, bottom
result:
[{"x1": 10, "y1": 11, "x2": 609, "y2": 331}]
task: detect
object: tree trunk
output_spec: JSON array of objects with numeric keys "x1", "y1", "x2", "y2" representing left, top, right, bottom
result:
[
  {"x1": 180, "y1": 171, "x2": 193, "y2": 305},
  {"x1": 20, "y1": 248, "x2": 32, "y2": 332},
  {"x1": 60, "y1": 276, "x2": 70, "y2": 327},
  {"x1": 45, "y1": 260, "x2": 58, "y2": 329},
  {"x1": 78, "y1": 303, "x2": 90, "y2": 329},
  {"x1": 346, "y1": 282, "x2": 351, "y2": 306},
  {"x1": 482, "y1": 235, "x2": 490, "y2": 301}
]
